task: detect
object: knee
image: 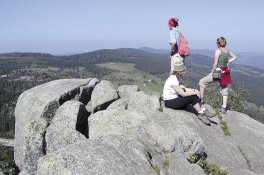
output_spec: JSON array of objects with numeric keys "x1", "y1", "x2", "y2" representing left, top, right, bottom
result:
[
  {"x1": 221, "y1": 87, "x2": 229, "y2": 96},
  {"x1": 199, "y1": 79, "x2": 206, "y2": 88},
  {"x1": 190, "y1": 95, "x2": 200, "y2": 105}
]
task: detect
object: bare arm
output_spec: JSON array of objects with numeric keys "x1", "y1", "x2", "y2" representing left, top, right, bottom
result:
[
  {"x1": 211, "y1": 49, "x2": 220, "y2": 73},
  {"x1": 180, "y1": 85, "x2": 186, "y2": 89},
  {"x1": 172, "y1": 85, "x2": 200, "y2": 98},
  {"x1": 228, "y1": 51, "x2": 237, "y2": 65},
  {"x1": 185, "y1": 88, "x2": 199, "y2": 92}
]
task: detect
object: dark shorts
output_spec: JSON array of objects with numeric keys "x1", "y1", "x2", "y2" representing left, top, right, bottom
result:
[{"x1": 164, "y1": 95, "x2": 200, "y2": 115}]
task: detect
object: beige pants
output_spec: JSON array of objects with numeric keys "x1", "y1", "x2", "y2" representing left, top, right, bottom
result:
[
  {"x1": 199, "y1": 73, "x2": 229, "y2": 96},
  {"x1": 170, "y1": 53, "x2": 184, "y2": 73}
]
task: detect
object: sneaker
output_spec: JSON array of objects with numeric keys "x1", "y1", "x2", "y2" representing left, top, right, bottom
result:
[
  {"x1": 198, "y1": 113, "x2": 211, "y2": 125},
  {"x1": 221, "y1": 107, "x2": 227, "y2": 114},
  {"x1": 203, "y1": 109, "x2": 216, "y2": 118}
]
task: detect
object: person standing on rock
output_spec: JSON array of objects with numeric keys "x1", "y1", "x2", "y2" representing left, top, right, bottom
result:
[
  {"x1": 163, "y1": 62, "x2": 215, "y2": 125},
  {"x1": 168, "y1": 17, "x2": 184, "y2": 73},
  {"x1": 199, "y1": 37, "x2": 237, "y2": 114}
]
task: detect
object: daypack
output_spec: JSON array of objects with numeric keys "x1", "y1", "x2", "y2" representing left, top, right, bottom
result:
[{"x1": 177, "y1": 31, "x2": 190, "y2": 57}]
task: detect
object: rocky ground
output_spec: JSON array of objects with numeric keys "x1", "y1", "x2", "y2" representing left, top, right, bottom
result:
[{"x1": 12, "y1": 78, "x2": 264, "y2": 175}]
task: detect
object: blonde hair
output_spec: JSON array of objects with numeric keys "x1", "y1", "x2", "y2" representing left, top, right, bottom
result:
[
  {"x1": 172, "y1": 70, "x2": 185, "y2": 76},
  {"x1": 217, "y1": 37, "x2": 227, "y2": 47}
]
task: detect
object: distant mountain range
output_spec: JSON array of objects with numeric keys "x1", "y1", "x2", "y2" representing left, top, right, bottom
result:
[
  {"x1": 139, "y1": 47, "x2": 264, "y2": 69},
  {"x1": 1, "y1": 47, "x2": 264, "y2": 105}
]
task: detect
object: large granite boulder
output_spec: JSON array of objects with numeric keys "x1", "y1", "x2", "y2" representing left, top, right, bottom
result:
[
  {"x1": 23, "y1": 118, "x2": 48, "y2": 175},
  {"x1": 107, "y1": 98, "x2": 128, "y2": 110},
  {"x1": 46, "y1": 100, "x2": 88, "y2": 154},
  {"x1": 90, "y1": 80, "x2": 118, "y2": 112},
  {"x1": 224, "y1": 111, "x2": 264, "y2": 175},
  {"x1": 37, "y1": 137, "x2": 156, "y2": 175},
  {"x1": 88, "y1": 109, "x2": 149, "y2": 140},
  {"x1": 15, "y1": 78, "x2": 94, "y2": 170},
  {"x1": 164, "y1": 108, "x2": 263, "y2": 174},
  {"x1": 89, "y1": 108, "x2": 205, "y2": 162},
  {"x1": 117, "y1": 85, "x2": 139, "y2": 98},
  {"x1": 138, "y1": 112, "x2": 204, "y2": 157},
  {"x1": 127, "y1": 91, "x2": 160, "y2": 114}
]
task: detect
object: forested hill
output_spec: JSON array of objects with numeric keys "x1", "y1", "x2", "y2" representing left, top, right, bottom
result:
[
  {"x1": 0, "y1": 52, "x2": 53, "y2": 58},
  {"x1": 1, "y1": 48, "x2": 264, "y2": 106},
  {"x1": 0, "y1": 48, "x2": 169, "y2": 75}
]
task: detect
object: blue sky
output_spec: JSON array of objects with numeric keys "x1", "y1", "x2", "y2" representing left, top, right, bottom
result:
[{"x1": 0, "y1": 0, "x2": 264, "y2": 54}]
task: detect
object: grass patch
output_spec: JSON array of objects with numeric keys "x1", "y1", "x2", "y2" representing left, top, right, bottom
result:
[
  {"x1": 96, "y1": 62, "x2": 164, "y2": 93},
  {"x1": 238, "y1": 146, "x2": 253, "y2": 171},
  {"x1": 163, "y1": 159, "x2": 169, "y2": 167},
  {"x1": 148, "y1": 84, "x2": 163, "y2": 93},
  {"x1": 216, "y1": 111, "x2": 231, "y2": 136},
  {"x1": 96, "y1": 63, "x2": 135, "y2": 72},
  {"x1": 188, "y1": 154, "x2": 227, "y2": 175}
]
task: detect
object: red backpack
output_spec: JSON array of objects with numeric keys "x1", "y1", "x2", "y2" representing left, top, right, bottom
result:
[{"x1": 177, "y1": 31, "x2": 190, "y2": 57}]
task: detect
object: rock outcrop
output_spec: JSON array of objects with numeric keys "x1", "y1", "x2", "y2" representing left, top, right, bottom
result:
[
  {"x1": 14, "y1": 78, "x2": 264, "y2": 175},
  {"x1": 14, "y1": 78, "x2": 98, "y2": 173},
  {"x1": 45, "y1": 100, "x2": 88, "y2": 154},
  {"x1": 37, "y1": 136, "x2": 156, "y2": 175}
]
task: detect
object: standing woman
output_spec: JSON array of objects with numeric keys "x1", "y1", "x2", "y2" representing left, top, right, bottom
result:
[
  {"x1": 168, "y1": 18, "x2": 184, "y2": 73},
  {"x1": 163, "y1": 62, "x2": 215, "y2": 125},
  {"x1": 199, "y1": 37, "x2": 237, "y2": 114}
]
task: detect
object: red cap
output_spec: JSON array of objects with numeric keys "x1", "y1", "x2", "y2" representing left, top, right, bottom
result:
[{"x1": 168, "y1": 18, "x2": 179, "y2": 27}]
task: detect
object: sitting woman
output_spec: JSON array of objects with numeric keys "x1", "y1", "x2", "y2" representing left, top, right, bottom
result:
[{"x1": 163, "y1": 62, "x2": 215, "y2": 125}]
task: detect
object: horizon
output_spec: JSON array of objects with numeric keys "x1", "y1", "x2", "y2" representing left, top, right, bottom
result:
[
  {"x1": 1, "y1": 47, "x2": 264, "y2": 56},
  {"x1": 1, "y1": 0, "x2": 264, "y2": 54}
]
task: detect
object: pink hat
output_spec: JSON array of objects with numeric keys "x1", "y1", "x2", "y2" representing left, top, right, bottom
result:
[{"x1": 168, "y1": 18, "x2": 179, "y2": 27}]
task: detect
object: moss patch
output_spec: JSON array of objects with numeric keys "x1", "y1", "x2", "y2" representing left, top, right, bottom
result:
[
  {"x1": 163, "y1": 158, "x2": 169, "y2": 174},
  {"x1": 238, "y1": 146, "x2": 253, "y2": 171},
  {"x1": 204, "y1": 164, "x2": 228, "y2": 175},
  {"x1": 152, "y1": 165, "x2": 160, "y2": 175},
  {"x1": 216, "y1": 111, "x2": 231, "y2": 136}
]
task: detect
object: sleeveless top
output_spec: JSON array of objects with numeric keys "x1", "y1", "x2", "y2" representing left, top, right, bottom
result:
[{"x1": 217, "y1": 48, "x2": 229, "y2": 67}]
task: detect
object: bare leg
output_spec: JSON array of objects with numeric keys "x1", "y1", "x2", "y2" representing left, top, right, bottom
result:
[
  {"x1": 193, "y1": 103, "x2": 202, "y2": 113},
  {"x1": 200, "y1": 86, "x2": 205, "y2": 97},
  {"x1": 223, "y1": 96, "x2": 228, "y2": 107},
  {"x1": 199, "y1": 73, "x2": 213, "y2": 98},
  {"x1": 221, "y1": 86, "x2": 229, "y2": 107}
]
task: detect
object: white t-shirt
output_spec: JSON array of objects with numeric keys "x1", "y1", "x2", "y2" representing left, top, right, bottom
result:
[{"x1": 163, "y1": 75, "x2": 180, "y2": 100}]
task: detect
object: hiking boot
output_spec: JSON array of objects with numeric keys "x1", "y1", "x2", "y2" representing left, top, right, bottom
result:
[
  {"x1": 203, "y1": 109, "x2": 216, "y2": 118},
  {"x1": 221, "y1": 107, "x2": 227, "y2": 114},
  {"x1": 198, "y1": 114, "x2": 211, "y2": 125}
]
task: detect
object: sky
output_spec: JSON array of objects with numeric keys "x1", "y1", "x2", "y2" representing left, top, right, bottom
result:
[{"x1": 1, "y1": 0, "x2": 264, "y2": 54}]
